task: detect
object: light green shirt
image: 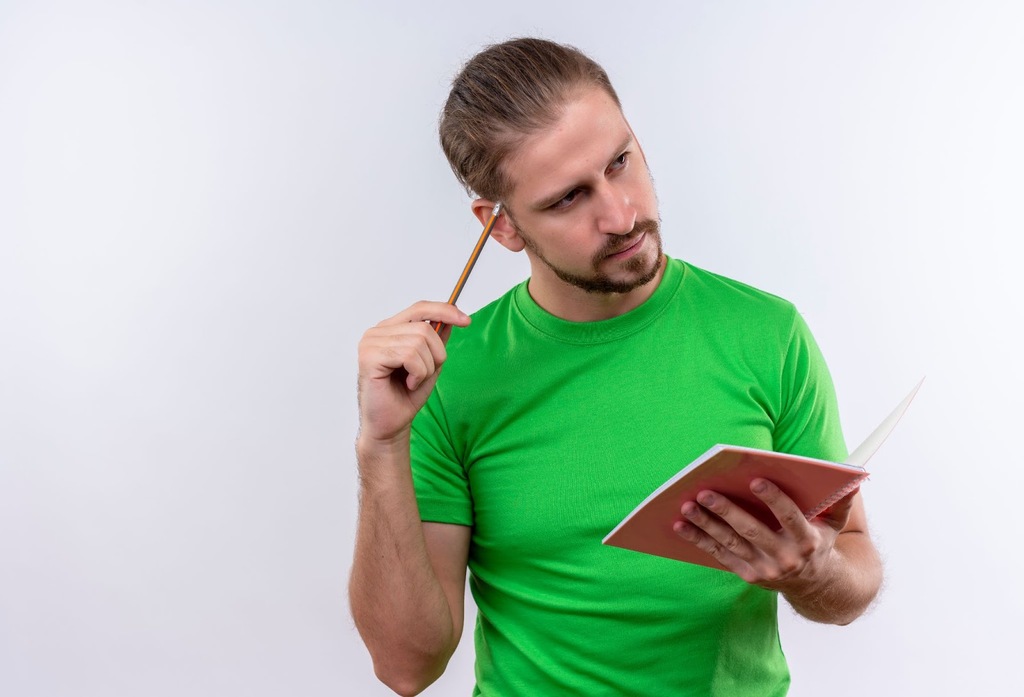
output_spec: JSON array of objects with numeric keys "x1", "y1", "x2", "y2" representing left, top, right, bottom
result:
[{"x1": 411, "y1": 256, "x2": 846, "y2": 696}]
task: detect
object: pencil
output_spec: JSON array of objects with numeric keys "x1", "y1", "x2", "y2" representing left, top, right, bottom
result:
[{"x1": 433, "y1": 202, "x2": 503, "y2": 334}]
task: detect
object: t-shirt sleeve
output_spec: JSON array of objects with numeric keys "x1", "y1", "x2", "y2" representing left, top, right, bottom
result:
[
  {"x1": 409, "y1": 388, "x2": 474, "y2": 526},
  {"x1": 772, "y1": 309, "x2": 848, "y2": 462}
]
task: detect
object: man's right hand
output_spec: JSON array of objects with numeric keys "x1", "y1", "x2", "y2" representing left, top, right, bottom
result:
[{"x1": 356, "y1": 301, "x2": 471, "y2": 445}]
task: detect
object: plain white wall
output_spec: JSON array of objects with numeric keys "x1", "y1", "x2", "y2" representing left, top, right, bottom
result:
[{"x1": 1, "y1": 1, "x2": 1021, "y2": 695}]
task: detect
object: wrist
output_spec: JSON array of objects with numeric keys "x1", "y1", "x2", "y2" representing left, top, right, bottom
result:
[
  {"x1": 778, "y1": 547, "x2": 841, "y2": 603},
  {"x1": 356, "y1": 428, "x2": 411, "y2": 455},
  {"x1": 355, "y1": 430, "x2": 414, "y2": 485}
]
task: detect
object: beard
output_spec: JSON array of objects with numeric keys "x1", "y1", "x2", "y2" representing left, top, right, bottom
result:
[{"x1": 516, "y1": 217, "x2": 664, "y2": 294}]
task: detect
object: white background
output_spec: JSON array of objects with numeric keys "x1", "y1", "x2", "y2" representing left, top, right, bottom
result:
[{"x1": 2, "y1": 1, "x2": 1021, "y2": 695}]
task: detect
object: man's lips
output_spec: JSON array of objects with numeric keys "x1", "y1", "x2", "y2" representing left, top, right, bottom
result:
[{"x1": 605, "y1": 232, "x2": 646, "y2": 259}]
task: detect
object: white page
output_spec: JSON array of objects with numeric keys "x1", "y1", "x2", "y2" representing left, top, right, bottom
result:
[{"x1": 844, "y1": 377, "x2": 925, "y2": 467}]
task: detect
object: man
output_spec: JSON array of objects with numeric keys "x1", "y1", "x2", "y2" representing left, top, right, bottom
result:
[{"x1": 350, "y1": 38, "x2": 882, "y2": 696}]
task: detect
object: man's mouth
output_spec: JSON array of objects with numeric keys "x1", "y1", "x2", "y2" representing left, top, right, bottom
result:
[{"x1": 605, "y1": 232, "x2": 646, "y2": 259}]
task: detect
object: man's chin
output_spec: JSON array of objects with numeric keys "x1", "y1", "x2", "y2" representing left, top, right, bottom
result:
[
  {"x1": 568, "y1": 250, "x2": 663, "y2": 295},
  {"x1": 602, "y1": 233, "x2": 664, "y2": 289},
  {"x1": 617, "y1": 249, "x2": 664, "y2": 292}
]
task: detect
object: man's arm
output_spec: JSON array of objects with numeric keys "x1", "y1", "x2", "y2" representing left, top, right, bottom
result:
[
  {"x1": 674, "y1": 483, "x2": 882, "y2": 625},
  {"x1": 773, "y1": 491, "x2": 881, "y2": 624},
  {"x1": 349, "y1": 302, "x2": 473, "y2": 696}
]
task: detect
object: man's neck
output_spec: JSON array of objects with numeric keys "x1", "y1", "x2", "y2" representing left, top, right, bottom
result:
[{"x1": 526, "y1": 256, "x2": 667, "y2": 322}]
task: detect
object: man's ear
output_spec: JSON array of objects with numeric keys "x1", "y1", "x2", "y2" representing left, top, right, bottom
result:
[{"x1": 471, "y1": 198, "x2": 525, "y2": 252}]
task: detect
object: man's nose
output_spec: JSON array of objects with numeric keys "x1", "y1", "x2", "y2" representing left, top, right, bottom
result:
[{"x1": 595, "y1": 182, "x2": 636, "y2": 235}]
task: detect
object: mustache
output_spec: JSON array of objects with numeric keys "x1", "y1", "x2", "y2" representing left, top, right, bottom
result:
[{"x1": 601, "y1": 219, "x2": 660, "y2": 257}]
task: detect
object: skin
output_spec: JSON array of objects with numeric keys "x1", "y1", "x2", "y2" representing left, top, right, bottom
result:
[
  {"x1": 674, "y1": 481, "x2": 881, "y2": 625},
  {"x1": 350, "y1": 85, "x2": 882, "y2": 695},
  {"x1": 351, "y1": 301, "x2": 472, "y2": 696},
  {"x1": 470, "y1": 88, "x2": 665, "y2": 322}
]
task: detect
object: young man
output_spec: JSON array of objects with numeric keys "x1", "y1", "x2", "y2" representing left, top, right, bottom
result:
[{"x1": 351, "y1": 38, "x2": 882, "y2": 696}]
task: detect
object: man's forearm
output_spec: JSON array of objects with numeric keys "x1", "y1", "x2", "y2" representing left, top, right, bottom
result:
[
  {"x1": 782, "y1": 530, "x2": 883, "y2": 625},
  {"x1": 349, "y1": 436, "x2": 457, "y2": 695}
]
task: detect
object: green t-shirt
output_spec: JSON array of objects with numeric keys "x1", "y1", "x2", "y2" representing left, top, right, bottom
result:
[{"x1": 410, "y1": 257, "x2": 846, "y2": 696}]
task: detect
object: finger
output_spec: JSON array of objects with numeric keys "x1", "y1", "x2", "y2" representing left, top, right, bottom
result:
[
  {"x1": 437, "y1": 321, "x2": 455, "y2": 344},
  {"x1": 366, "y1": 336, "x2": 435, "y2": 389},
  {"x1": 400, "y1": 351, "x2": 433, "y2": 392},
  {"x1": 684, "y1": 492, "x2": 776, "y2": 559},
  {"x1": 362, "y1": 319, "x2": 454, "y2": 375},
  {"x1": 673, "y1": 516, "x2": 755, "y2": 578},
  {"x1": 377, "y1": 301, "x2": 472, "y2": 329},
  {"x1": 359, "y1": 329, "x2": 439, "y2": 385},
  {"x1": 749, "y1": 479, "x2": 811, "y2": 538},
  {"x1": 818, "y1": 488, "x2": 858, "y2": 532},
  {"x1": 398, "y1": 337, "x2": 439, "y2": 392},
  {"x1": 677, "y1": 498, "x2": 757, "y2": 562}
]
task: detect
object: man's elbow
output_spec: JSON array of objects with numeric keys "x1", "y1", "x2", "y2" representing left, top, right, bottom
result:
[
  {"x1": 376, "y1": 674, "x2": 430, "y2": 697},
  {"x1": 375, "y1": 669, "x2": 426, "y2": 697},
  {"x1": 373, "y1": 657, "x2": 446, "y2": 697}
]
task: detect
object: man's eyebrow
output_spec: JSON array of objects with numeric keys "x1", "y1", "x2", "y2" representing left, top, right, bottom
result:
[{"x1": 531, "y1": 134, "x2": 635, "y2": 210}]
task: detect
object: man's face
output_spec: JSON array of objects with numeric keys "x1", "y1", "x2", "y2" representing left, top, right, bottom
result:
[{"x1": 499, "y1": 86, "x2": 663, "y2": 296}]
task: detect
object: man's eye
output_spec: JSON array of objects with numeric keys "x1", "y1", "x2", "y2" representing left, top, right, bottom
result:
[
  {"x1": 611, "y1": 152, "x2": 629, "y2": 170},
  {"x1": 552, "y1": 189, "x2": 581, "y2": 209}
]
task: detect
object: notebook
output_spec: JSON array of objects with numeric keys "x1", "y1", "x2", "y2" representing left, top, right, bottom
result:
[{"x1": 602, "y1": 379, "x2": 923, "y2": 570}]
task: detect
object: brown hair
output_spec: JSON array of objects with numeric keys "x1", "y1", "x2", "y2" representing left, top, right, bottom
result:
[{"x1": 439, "y1": 38, "x2": 621, "y2": 202}]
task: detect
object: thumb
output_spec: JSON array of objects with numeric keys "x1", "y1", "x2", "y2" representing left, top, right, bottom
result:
[{"x1": 819, "y1": 488, "x2": 858, "y2": 531}]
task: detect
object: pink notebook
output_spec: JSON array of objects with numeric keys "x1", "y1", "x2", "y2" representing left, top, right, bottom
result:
[{"x1": 602, "y1": 379, "x2": 922, "y2": 570}]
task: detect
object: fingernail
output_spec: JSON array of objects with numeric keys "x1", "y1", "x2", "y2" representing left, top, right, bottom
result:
[{"x1": 752, "y1": 480, "x2": 767, "y2": 494}]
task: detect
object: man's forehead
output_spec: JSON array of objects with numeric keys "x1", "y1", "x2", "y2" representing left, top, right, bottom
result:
[{"x1": 501, "y1": 89, "x2": 633, "y2": 205}]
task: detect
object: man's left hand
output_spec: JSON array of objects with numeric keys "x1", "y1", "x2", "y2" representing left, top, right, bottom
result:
[{"x1": 672, "y1": 479, "x2": 858, "y2": 594}]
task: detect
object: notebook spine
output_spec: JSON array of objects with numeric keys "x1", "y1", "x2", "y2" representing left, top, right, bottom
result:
[{"x1": 805, "y1": 473, "x2": 870, "y2": 520}]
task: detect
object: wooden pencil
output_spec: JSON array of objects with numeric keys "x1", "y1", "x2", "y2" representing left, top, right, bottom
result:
[{"x1": 433, "y1": 202, "x2": 503, "y2": 334}]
